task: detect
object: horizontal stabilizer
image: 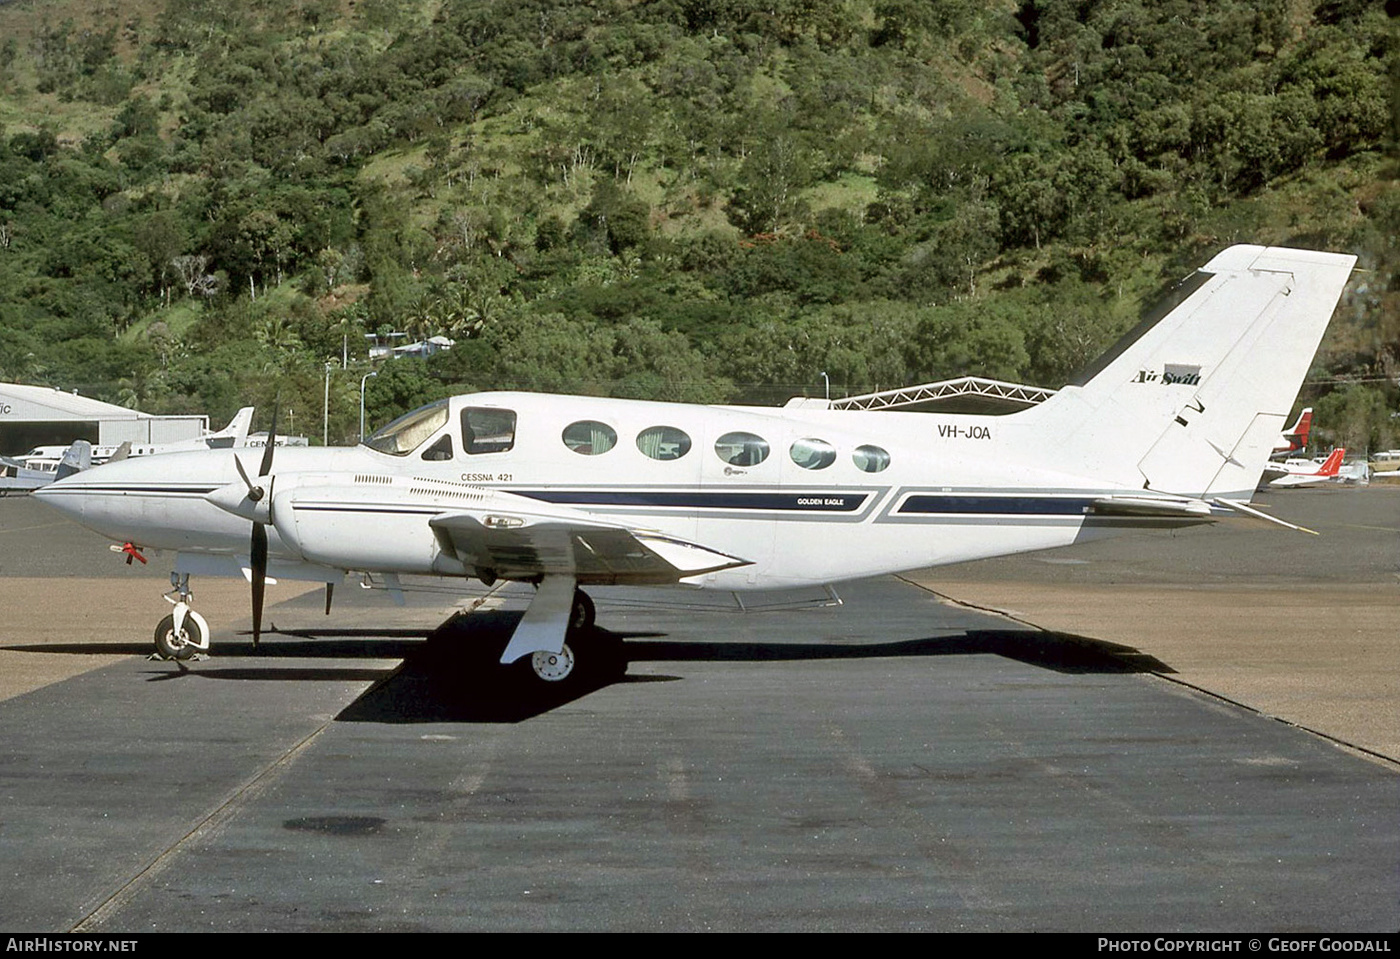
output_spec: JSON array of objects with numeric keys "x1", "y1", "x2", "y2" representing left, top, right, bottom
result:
[
  {"x1": 1089, "y1": 494, "x2": 1215, "y2": 518},
  {"x1": 1211, "y1": 498, "x2": 1318, "y2": 534}
]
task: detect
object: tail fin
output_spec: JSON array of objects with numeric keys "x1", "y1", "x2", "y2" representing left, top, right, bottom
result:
[
  {"x1": 207, "y1": 406, "x2": 255, "y2": 448},
  {"x1": 1316, "y1": 447, "x2": 1344, "y2": 477},
  {"x1": 1275, "y1": 407, "x2": 1312, "y2": 454},
  {"x1": 1291, "y1": 408, "x2": 1313, "y2": 447},
  {"x1": 55, "y1": 440, "x2": 92, "y2": 480},
  {"x1": 1032, "y1": 246, "x2": 1355, "y2": 499}
]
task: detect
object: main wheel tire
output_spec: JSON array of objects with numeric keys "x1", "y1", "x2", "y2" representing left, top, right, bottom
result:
[
  {"x1": 527, "y1": 644, "x2": 577, "y2": 683},
  {"x1": 154, "y1": 613, "x2": 202, "y2": 661},
  {"x1": 569, "y1": 589, "x2": 596, "y2": 632},
  {"x1": 516, "y1": 631, "x2": 626, "y2": 690}
]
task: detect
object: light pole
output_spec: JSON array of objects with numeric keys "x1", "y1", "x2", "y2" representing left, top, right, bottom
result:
[
  {"x1": 359, "y1": 370, "x2": 378, "y2": 440},
  {"x1": 323, "y1": 361, "x2": 334, "y2": 447},
  {"x1": 820, "y1": 371, "x2": 830, "y2": 401}
]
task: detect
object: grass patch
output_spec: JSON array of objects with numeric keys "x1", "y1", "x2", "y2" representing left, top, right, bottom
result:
[
  {"x1": 804, "y1": 172, "x2": 879, "y2": 215},
  {"x1": 121, "y1": 298, "x2": 203, "y2": 344}
]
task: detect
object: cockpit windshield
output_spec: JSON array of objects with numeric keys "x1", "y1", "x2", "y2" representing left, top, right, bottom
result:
[{"x1": 362, "y1": 400, "x2": 449, "y2": 456}]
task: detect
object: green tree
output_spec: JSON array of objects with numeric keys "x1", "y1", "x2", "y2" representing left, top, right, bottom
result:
[
  {"x1": 727, "y1": 124, "x2": 814, "y2": 236},
  {"x1": 1315, "y1": 384, "x2": 1396, "y2": 455},
  {"x1": 907, "y1": 298, "x2": 1030, "y2": 383}
]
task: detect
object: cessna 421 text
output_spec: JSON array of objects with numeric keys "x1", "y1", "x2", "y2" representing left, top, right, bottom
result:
[{"x1": 34, "y1": 245, "x2": 1355, "y2": 688}]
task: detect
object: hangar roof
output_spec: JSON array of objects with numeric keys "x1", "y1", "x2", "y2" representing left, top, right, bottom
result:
[
  {"x1": 784, "y1": 377, "x2": 1059, "y2": 415},
  {"x1": 0, "y1": 384, "x2": 145, "y2": 421}
]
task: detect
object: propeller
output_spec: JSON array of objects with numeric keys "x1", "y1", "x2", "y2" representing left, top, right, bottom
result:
[{"x1": 229, "y1": 402, "x2": 279, "y2": 648}]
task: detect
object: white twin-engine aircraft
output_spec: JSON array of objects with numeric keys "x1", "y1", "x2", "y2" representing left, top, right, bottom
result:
[{"x1": 34, "y1": 245, "x2": 1355, "y2": 687}]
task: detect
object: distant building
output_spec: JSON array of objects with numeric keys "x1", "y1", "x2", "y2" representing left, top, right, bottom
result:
[
  {"x1": 367, "y1": 334, "x2": 454, "y2": 361},
  {"x1": 0, "y1": 383, "x2": 208, "y2": 457}
]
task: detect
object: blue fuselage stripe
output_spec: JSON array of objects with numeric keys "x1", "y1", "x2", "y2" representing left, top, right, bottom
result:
[
  {"x1": 898, "y1": 495, "x2": 1094, "y2": 515},
  {"x1": 515, "y1": 490, "x2": 868, "y2": 511}
]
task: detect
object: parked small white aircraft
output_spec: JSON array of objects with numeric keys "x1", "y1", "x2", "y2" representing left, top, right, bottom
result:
[
  {"x1": 104, "y1": 406, "x2": 256, "y2": 462},
  {"x1": 1266, "y1": 448, "x2": 1346, "y2": 488},
  {"x1": 6, "y1": 408, "x2": 253, "y2": 474},
  {"x1": 1272, "y1": 407, "x2": 1313, "y2": 456},
  {"x1": 34, "y1": 246, "x2": 1355, "y2": 687},
  {"x1": 0, "y1": 440, "x2": 92, "y2": 492}
]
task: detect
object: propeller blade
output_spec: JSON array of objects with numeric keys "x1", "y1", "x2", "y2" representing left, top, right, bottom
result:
[
  {"x1": 251, "y1": 521, "x2": 268, "y2": 647},
  {"x1": 258, "y1": 400, "x2": 280, "y2": 478},
  {"x1": 232, "y1": 454, "x2": 264, "y2": 502},
  {"x1": 244, "y1": 398, "x2": 279, "y2": 649}
]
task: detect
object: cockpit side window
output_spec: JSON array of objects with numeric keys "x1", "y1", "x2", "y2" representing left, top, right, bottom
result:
[
  {"x1": 463, "y1": 408, "x2": 516, "y2": 454},
  {"x1": 420, "y1": 433, "x2": 454, "y2": 461},
  {"x1": 363, "y1": 400, "x2": 450, "y2": 456}
]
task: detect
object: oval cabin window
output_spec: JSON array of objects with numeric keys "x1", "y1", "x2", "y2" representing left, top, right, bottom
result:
[
  {"x1": 562, "y1": 420, "x2": 617, "y2": 455},
  {"x1": 714, "y1": 431, "x2": 770, "y2": 466},
  {"x1": 637, "y1": 426, "x2": 692, "y2": 461},
  {"x1": 852, "y1": 444, "x2": 891, "y2": 473},
  {"x1": 789, "y1": 437, "x2": 837, "y2": 470}
]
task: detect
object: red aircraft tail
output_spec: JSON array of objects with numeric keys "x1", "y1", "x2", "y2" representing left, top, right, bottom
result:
[
  {"x1": 1316, "y1": 448, "x2": 1344, "y2": 477},
  {"x1": 1275, "y1": 408, "x2": 1313, "y2": 455}
]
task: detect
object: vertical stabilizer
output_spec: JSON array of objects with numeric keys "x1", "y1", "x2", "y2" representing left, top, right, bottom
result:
[
  {"x1": 207, "y1": 406, "x2": 255, "y2": 449},
  {"x1": 55, "y1": 440, "x2": 92, "y2": 480},
  {"x1": 1032, "y1": 246, "x2": 1355, "y2": 498},
  {"x1": 1276, "y1": 407, "x2": 1313, "y2": 454}
]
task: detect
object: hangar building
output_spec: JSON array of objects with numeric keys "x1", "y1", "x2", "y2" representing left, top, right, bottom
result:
[{"x1": 0, "y1": 383, "x2": 208, "y2": 456}]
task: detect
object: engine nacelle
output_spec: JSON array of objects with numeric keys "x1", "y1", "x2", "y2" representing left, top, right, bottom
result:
[{"x1": 269, "y1": 474, "x2": 481, "y2": 575}]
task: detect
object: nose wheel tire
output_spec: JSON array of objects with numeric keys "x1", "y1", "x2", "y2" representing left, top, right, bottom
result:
[{"x1": 154, "y1": 613, "x2": 202, "y2": 661}]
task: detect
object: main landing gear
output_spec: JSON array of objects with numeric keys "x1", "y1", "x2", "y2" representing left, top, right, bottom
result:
[
  {"x1": 515, "y1": 588, "x2": 625, "y2": 690},
  {"x1": 152, "y1": 573, "x2": 211, "y2": 661}
]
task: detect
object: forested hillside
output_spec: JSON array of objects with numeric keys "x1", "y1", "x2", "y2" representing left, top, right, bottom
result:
[{"x1": 0, "y1": 0, "x2": 1395, "y2": 449}]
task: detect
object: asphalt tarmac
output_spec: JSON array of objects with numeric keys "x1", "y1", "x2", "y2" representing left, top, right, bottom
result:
[{"x1": 0, "y1": 491, "x2": 1394, "y2": 932}]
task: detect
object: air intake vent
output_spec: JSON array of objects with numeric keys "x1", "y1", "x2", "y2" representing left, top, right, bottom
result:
[
  {"x1": 409, "y1": 486, "x2": 487, "y2": 503},
  {"x1": 412, "y1": 476, "x2": 489, "y2": 491}
]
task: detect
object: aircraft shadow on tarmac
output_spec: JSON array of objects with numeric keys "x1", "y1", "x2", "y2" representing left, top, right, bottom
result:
[
  {"x1": 348, "y1": 609, "x2": 1176, "y2": 723},
  {"x1": 5, "y1": 609, "x2": 1174, "y2": 724}
]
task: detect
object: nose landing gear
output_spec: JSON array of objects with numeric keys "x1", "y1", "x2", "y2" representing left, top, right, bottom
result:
[{"x1": 152, "y1": 573, "x2": 211, "y2": 661}]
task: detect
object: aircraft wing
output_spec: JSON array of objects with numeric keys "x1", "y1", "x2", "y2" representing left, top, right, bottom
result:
[{"x1": 428, "y1": 509, "x2": 751, "y2": 585}]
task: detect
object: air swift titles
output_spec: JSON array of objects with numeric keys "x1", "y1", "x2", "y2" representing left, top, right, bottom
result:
[
  {"x1": 34, "y1": 245, "x2": 1356, "y2": 690},
  {"x1": 1134, "y1": 366, "x2": 1203, "y2": 386}
]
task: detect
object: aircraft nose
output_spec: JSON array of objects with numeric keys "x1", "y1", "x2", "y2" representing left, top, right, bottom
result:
[
  {"x1": 30, "y1": 473, "x2": 84, "y2": 521},
  {"x1": 32, "y1": 453, "x2": 192, "y2": 523}
]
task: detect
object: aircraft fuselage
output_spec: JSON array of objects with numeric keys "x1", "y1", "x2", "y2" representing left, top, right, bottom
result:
[{"x1": 36, "y1": 390, "x2": 1197, "y2": 592}]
